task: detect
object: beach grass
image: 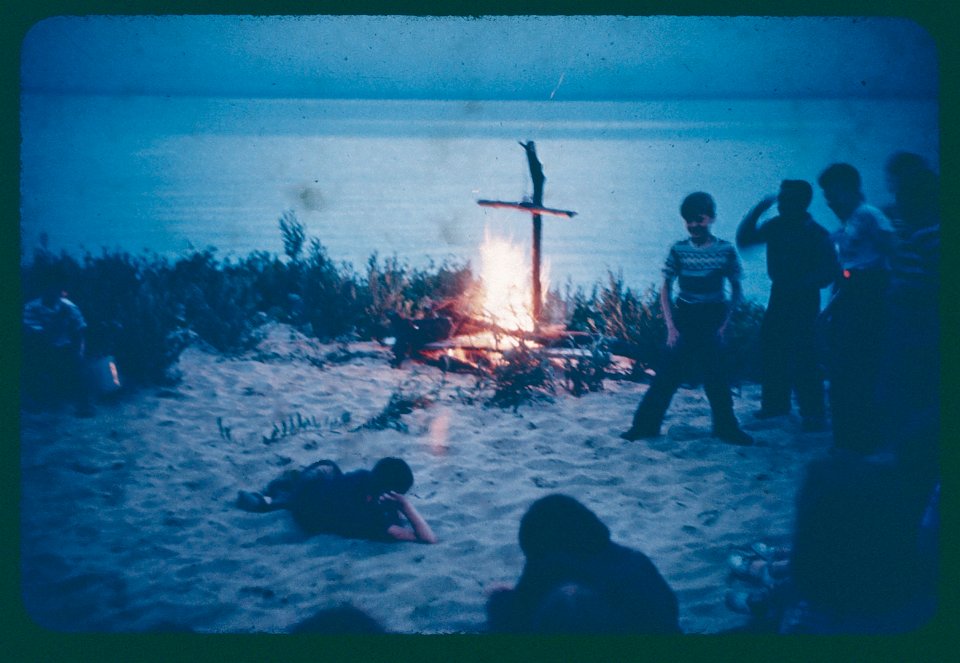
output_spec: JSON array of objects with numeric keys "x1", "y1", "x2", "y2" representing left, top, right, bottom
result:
[{"x1": 21, "y1": 215, "x2": 765, "y2": 390}]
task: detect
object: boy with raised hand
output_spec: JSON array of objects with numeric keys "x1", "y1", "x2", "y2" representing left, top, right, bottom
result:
[{"x1": 737, "y1": 180, "x2": 838, "y2": 432}]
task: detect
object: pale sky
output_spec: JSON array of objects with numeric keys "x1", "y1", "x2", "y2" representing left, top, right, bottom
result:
[{"x1": 20, "y1": 15, "x2": 938, "y2": 100}]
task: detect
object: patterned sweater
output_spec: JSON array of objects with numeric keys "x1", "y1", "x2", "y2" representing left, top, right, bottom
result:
[{"x1": 662, "y1": 237, "x2": 742, "y2": 304}]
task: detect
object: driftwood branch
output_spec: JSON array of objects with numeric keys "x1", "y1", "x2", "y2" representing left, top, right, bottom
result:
[
  {"x1": 519, "y1": 140, "x2": 545, "y2": 207},
  {"x1": 476, "y1": 200, "x2": 577, "y2": 218}
]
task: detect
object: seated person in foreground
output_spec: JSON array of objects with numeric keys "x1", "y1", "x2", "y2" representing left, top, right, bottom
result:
[
  {"x1": 237, "y1": 457, "x2": 437, "y2": 544},
  {"x1": 779, "y1": 452, "x2": 937, "y2": 633},
  {"x1": 22, "y1": 277, "x2": 94, "y2": 416},
  {"x1": 289, "y1": 605, "x2": 387, "y2": 634},
  {"x1": 486, "y1": 494, "x2": 680, "y2": 634}
]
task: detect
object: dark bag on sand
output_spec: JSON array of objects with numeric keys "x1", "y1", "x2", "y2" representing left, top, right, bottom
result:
[{"x1": 86, "y1": 355, "x2": 122, "y2": 394}]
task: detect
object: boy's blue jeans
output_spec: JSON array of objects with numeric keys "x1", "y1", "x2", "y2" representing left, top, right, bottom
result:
[
  {"x1": 760, "y1": 284, "x2": 825, "y2": 418},
  {"x1": 630, "y1": 300, "x2": 740, "y2": 434}
]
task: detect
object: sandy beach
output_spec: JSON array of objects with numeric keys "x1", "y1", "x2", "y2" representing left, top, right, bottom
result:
[{"x1": 19, "y1": 322, "x2": 833, "y2": 634}]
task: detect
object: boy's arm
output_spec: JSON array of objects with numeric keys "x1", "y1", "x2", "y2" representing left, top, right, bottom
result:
[
  {"x1": 736, "y1": 195, "x2": 776, "y2": 248},
  {"x1": 719, "y1": 278, "x2": 742, "y2": 339},
  {"x1": 660, "y1": 277, "x2": 678, "y2": 348},
  {"x1": 382, "y1": 492, "x2": 438, "y2": 544},
  {"x1": 719, "y1": 249, "x2": 744, "y2": 341}
]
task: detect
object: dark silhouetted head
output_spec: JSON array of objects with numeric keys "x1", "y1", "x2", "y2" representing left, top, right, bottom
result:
[
  {"x1": 371, "y1": 457, "x2": 414, "y2": 494},
  {"x1": 777, "y1": 179, "x2": 814, "y2": 215},
  {"x1": 518, "y1": 494, "x2": 611, "y2": 559},
  {"x1": 680, "y1": 191, "x2": 716, "y2": 223},
  {"x1": 885, "y1": 151, "x2": 929, "y2": 191},
  {"x1": 679, "y1": 192, "x2": 717, "y2": 243},
  {"x1": 290, "y1": 605, "x2": 386, "y2": 634},
  {"x1": 818, "y1": 163, "x2": 864, "y2": 221},
  {"x1": 898, "y1": 168, "x2": 939, "y2": 230}
]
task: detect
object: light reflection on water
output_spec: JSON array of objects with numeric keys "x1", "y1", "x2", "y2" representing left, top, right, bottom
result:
[{"x1": 20, "y1": 95, "x2": 938, "y2": 303}]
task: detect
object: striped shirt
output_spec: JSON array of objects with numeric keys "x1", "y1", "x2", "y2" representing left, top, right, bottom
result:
[
  {"x1": 889, "y1": 224, "x2": 939, "y2": 307},
  {"x1": 663, "y1": 237, "x2": 742, "y2": 304}
]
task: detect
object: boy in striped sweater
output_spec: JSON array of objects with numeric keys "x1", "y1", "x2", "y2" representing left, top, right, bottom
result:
[{"x1": 621, "y1": 192, "x2": 752, "y2": 446}]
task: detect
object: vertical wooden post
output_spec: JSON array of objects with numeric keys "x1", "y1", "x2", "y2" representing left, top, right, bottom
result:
[
  {"x1": 522, "y1": 141, "x2": 545, "y2": 327},
  {"x1": 532, "y1": 215, "x2": 542, "y2": 326}
]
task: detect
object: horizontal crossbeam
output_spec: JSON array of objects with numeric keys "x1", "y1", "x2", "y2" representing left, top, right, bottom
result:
[{"x1": 477, "y1": 200, "x2": 578, "y2": 218}]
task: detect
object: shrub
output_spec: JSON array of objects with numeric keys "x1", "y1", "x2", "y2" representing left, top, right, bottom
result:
[
  {"x1": 169, "y1": 249, "x2": 264, "y2": 354},
  {"x1": 22, "y1": 246, "x2": 190, "y2": 385},
  {"x1": 300, "y1": 239, "x2": 362, "y2": 340},
  {"x1": 487, "y1": 341, "x2": 556, "y2": 410},
  {"x1": 565, "y1": 273, "x2": 666, "y2": 378},
  {"x1": 358, "y1": 383, "x2": 435, "y2": 433},
  {"x1": 20, "y1": 222, "x2": 766, "y2": 393},
  {"x1": 723, "y1": 298, "x2": 765, "y2": 384},
  {"x1": 561, "y1": 271, "x2": 764, "y2": 384},
  {"x1": 559, "y1": 338, "x2": 611, "y2": 397},
  {"x1": 279, "y1": 209, "x2": 306, "y2": 261},
  {"x1": 364, "y1": 253, "x2": 477, "y2": 340}
]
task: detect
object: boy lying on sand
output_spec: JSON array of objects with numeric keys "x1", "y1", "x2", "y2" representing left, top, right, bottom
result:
[{"x1": 236, "y1": 457, "x2": 437, "y2": 543}]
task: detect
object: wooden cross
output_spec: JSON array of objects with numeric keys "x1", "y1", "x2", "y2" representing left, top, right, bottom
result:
[{"x1": 477, "y1": 141, "x2": 577, "y2": 326}]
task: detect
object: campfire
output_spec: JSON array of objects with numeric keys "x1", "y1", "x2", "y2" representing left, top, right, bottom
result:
[
  {"x1": 476, "y1": 229, "x2": 544, "y2": 336},
  {"x1": 420, "y1": 230, "x2": 543, "y2": 370},
  {"x1": 393, "y1": 140, "x2": 597, "y2": 373}
]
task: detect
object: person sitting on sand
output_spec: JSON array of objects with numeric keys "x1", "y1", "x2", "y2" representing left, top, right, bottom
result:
[
  {"x1": 621, "y1": 191, "x2": 753, "y2": 445},
  {"x1": 22, "y1": 274, "x2": 94, "y2": 417},
  {"x1": 778, "y1": 452, "x2": 937, "y2": 633},
  {"x1": 486, "y1": 494, "x2": 680, "y2": 634},
  {"x1": 724, "y1": 448, "x2": 939, "y2": 634},
  {"x1": 290, "y1": 605, "x2": 387, "y2": 634},
  {"x1": 237, "y1": 457, "x2": 437, "y2": 544},
  {"x1": 736, "y1": 180, "x2": 838, "y2": 431}
]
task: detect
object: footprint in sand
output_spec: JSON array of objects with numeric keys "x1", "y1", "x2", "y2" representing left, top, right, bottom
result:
[
  {"x1": 323, "y1": 569, "x2": 345, "y2": 582},
  {"x1": 568, "y1": 473, "x2": 624, "y2": 487},
  {"x1": 686, "y1": 464, "x2": 722, "y2": 478},
  {"x1": 736, "y1": 494, "x2": 766, "y2": 508},
  {"x1": 418, "y1": 575, "x2": 461, "y2": 595},
  {"x1": 592, "y1": 447, "x2": 620, "y2": 460},
  {"x1": 643, "y1": 473, "x2": 671, "y2": 487},
  {"x1": 525, "y1": 458, "x2": 576, "y2": 472},
  {"x1": 666, "y1": 424, "x2": 705, "y2": 441},
  {"x1": 697, "y1": 509, "x2": 720, "y2": 527},
  {"x1": 532, "y1": 476, "x2": 559, "y2": 488},
  {"x1": 238, "y1": 585, "x2": 276, "y2": 600}
]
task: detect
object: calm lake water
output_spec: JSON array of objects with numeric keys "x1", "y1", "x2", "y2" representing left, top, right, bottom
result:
[{"x1": 20, "y1": 94, "x2": 938, "y2": 303}]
